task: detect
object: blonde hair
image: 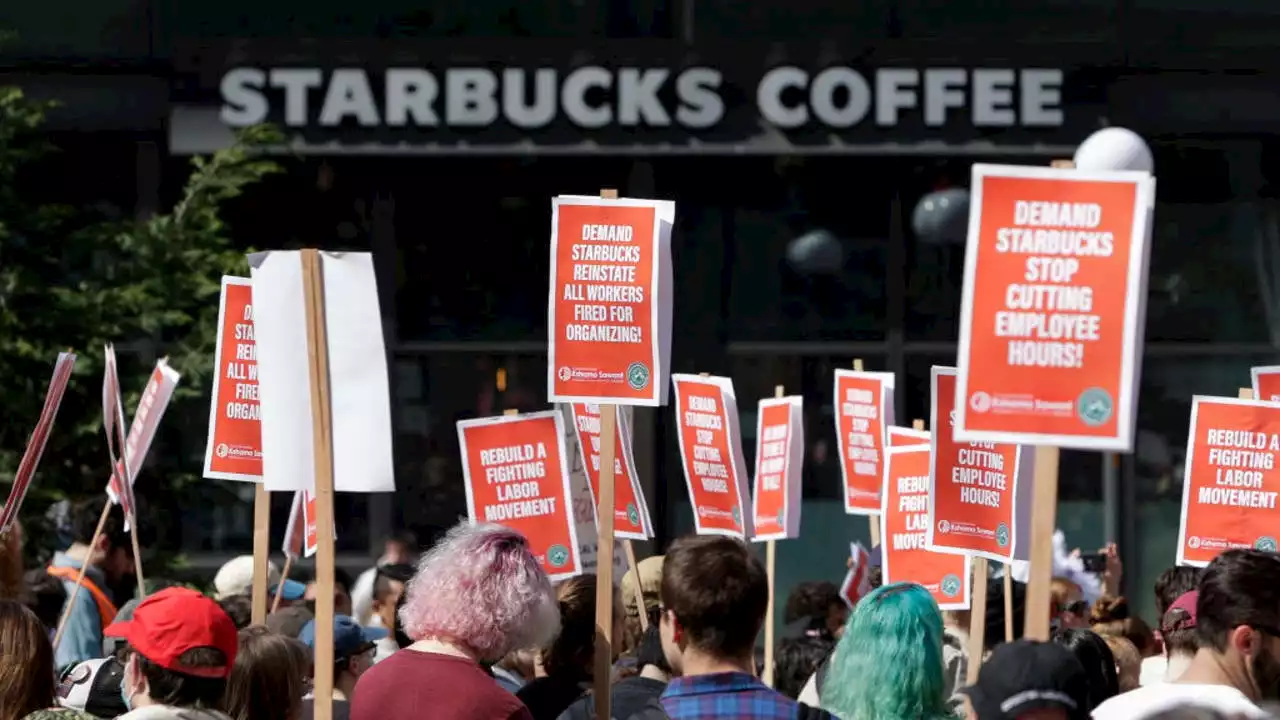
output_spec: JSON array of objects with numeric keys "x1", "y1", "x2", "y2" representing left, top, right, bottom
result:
[{"x1": 1099, "y1": 633, "x2": 1142, "y2": 693}]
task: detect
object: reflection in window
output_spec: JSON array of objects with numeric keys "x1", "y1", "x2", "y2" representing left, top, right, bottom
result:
[{"x1": 894, "y1": 0, "x2": 1117, "y2": 41}]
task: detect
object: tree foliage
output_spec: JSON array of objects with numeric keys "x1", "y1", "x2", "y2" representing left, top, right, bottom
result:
[{"x1": 0, "y1": 86, "x2": 283, "y2": 565}]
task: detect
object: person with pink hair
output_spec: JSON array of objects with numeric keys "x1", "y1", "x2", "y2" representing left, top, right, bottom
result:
[{"x1": 350, "y1": 521, "x2": 559, "y2": 720}]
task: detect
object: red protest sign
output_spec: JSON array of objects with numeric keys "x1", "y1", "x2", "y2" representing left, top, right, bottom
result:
[
  {"x1": 834, "y1": 370, "x2": 896, "y2": 515},
  {"x1": 672, "y1": 374, "x2": 752, "y2": 538},
  {"x1": 955, "y1": 164, "x2": 1155, "y2": 451},
  {"x1": 1252, "y1": 367, "x2": 1280, "y2": 404},
  {"x1": 105, "y1": 357, "x2": 180, "y2": 521},
  {"x1": 751, "y1": 397, "x2": 803, "y2": 542},
  {"x1": 204, "y1": 276, "x2": 262, "y2": 481},
  {"x1": 548, "y1": 196, "x2": 675, "y2": 407},
  {"x1": 840, "y1": 542, "x2": 872, "y2": 609},
  {"x1": 889, "y1": 426, "x2": 930, "y2": 447},
  {"x1": 102, "y1": 346, "x2": 137, "y2": 522},
  {"x1": 0, "y1": 353, "x2": 76, "y2": 534},
  {"x1": 881, "y1": 445, "x2": 971, "y2": 611},
  {"x1": 1178, "y1": 396, "x2": 1280, "y2": 566},
  {"x1": 569, "y1": 403, "x2": 652, "y2": 540},
  {"x1": 457, "y1": 411, "x2": 581, "y2": 581}
]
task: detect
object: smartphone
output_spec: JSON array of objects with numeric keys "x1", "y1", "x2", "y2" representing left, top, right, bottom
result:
[{"x1": 1081, "y1": 553, "x2": 1107, "y2": 574}]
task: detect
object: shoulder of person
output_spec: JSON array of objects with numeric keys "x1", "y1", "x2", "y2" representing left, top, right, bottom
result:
[{"x1": 622, "y1": 697, "x2": 670, "y2": 720}]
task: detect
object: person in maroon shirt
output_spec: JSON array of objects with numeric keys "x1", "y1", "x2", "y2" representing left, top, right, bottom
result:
[{"x1": 350, "y1": 522, "x2": 560, "y2": 720}]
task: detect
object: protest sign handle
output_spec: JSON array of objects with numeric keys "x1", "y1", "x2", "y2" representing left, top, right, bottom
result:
[
  {"x1": 251, "y1": 484, "x2": 271, "y2": 624},
  {"x1": 967, "y1": 558, "x2": 989, "y2": 683},
  {"x1": 592, "y1": 187, "x2": 619, "y2": 720},
  {"x1": 912, "y1": 419, "x2": 924, "y2": 431},
  {"x1": 1241, "y1": 388, "x2": 1255, "y2": 400},
  {"x1": 302, "y1": 249, "x2": 338, "y2": 720},
  {"x1": 1023, "y1": 446, "x2": 1061, "y2": 641},
  {"x1": 623, "y1": 540, "x2": 647, "y2": 631},
  {"x1": 52, "y1": 501, "x2": 110, "y2": 651},
  {"x1": 1004, "y1": 569, "x2": 1014, "y2": 642},
  {"x1": 128, "y1": 508, "x2": 145, "y2": 600},
  {"x1": 851, "y1": 359, "x2": 882, "y2": 547},
  {"x1": 272, "y1": 554, "x2": 294, "y2": 615},
  {"x1": 761, "y1": 383, "x2": 785, "y2": 688}
]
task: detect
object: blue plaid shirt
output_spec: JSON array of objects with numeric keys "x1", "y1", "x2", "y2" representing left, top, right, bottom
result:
[{"x1": 659, "y1": 672, "x2": 800, "y2": 720}]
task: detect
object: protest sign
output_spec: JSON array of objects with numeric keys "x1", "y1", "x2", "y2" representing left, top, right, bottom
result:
[
  {"x1": 102, "y1": 346, "x2": 138, "y2": 523},
  {"x1": 834, "y1": 370, "x2": 896, "y2": 515},
  {"x1": 927, "y1": 367, "x2": 1032, "y2": 564},
  {"x1": 751, "y1": 396, "x2": 804, "y2": 542},
  {"x1": 106, "y1": 359, "x2": 181, "y2": 516},
  {"x1": 283, "y1": 490, "x2": 323, "y2": 559},
  {"x1": 0, "y1": 353, "x2": 76, "y2": 535},
  {"x1": 1177, "y1": 395, "x2": 1280, "y2": 566},
  {"x1": 955, "y1": 163, "x2": 1156, "y2": 451},
  {"x1": 881, "y1": 444, "x2": 971, "y2": 610},
  {"x1": 558, "y1": 404, "x2": 629, "y2": 577},
  {"x1": 840, "y1": 542, "x2": 872, "y2": 609},
  {"x1": 248, "y1": 251, "x2": 394, "y2": 494},
  {"x1": 1252, "y1": 367, "x2": 1280, "y2": 403},
  {"x1": 548, "y1": 195, "x2": 675, "y2": 407},
  {"x1": 458, "y1": 411, "x2": 581, "y2": 581},
  {"x1": 672, "y1": 374, "x2": 752, "y2": 538},
  {"x1": 889, "y1": 426, "x2": 930, "y2": 447},
  {"x1": 570, "y1": 403, "x2": 652, "y2": 540},
  {"x1": 204, "y1": 276, "x2": 262, "y2": 481}
]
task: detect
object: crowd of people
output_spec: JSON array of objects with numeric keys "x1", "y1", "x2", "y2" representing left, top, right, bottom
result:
[{"x1": 3, "y1": 495, "x2": 1280, "y2": 719}]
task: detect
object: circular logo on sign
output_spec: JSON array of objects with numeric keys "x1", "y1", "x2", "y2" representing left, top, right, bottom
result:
[
  {"x1": 627, "y1": 503, "x2": 640, "y2": 526},
  {"x1": 547, "y1": 544, "x2": 571, "y2": 568},
  {"x1": 937, "y1": 520, "x2": 952, "y2": 535},
  {"x1": 1077, "y1": 388, "x2": 1114, "y2": 427},
  {"x1": 215, "y1": 443, "x2": 229, "y2": 458},
  {"x1": 996, "y1": 523, "x2": 1011, "y2": 548},
  {"x1": 731, "y1": 506, "x2": 742, "y2": 527},
  {"x1": 969, "y1": 392, "x2": 992, "y2": 413},
  {"x1": 626, "y1": 362, "x2": 651, "y2": 391},
  {"x1": 558, "y1": 367, "x2": 573, "y2": 382},
  {"x1": 1187, "y1": 536, "x2": 1202, "y2": 550},
  {"x1": 1257, "y1": 536, "x2": 1278, "y2": 552},
  {"x1": 940, "y1": 574, "x2": 962, "y2": 597}
]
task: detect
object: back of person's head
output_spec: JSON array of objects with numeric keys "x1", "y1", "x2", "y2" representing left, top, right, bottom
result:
[
  {"x1": 1091, "y1": 595, "x2": 1155, "y2": 655},
  {"x1": 783, "y1": 581, "x2": 844, "y2": 638},
  {"x1": 620, "y1": 555, "x2": 663, "y2": 654},
  {"x1": 71, "y1": 496, "x2": 129, "y2": 551},
  {"x1": 398, "y1": 521, "x2": 559, "y2": 661},
  {"x1": 0, "y1": 599, "x2": 56, "y2": 720},
  {"x1": 19, "y1": 568, "x2": 67, "y2": 632},
  {"x1": 823, "y1": 582, "x2": 951, "y2": 720},
  {"x1": 373, "y1": 563, "x2": 414, "y2": 604},
  {"x1": 984, "y1": 574, "x2": 1027, "y2": 651},
  {"x1": 1052, "y1": 627, "x2": 1120, "y2": 710},
  {"x1": 1196, "y1": 549, "x2": 1280, "y2": 654},
  {"x1": 634, "y1": 624, "x2": 671, "y2": 676},
  {"x1": 1162, "y1": 590, "x2": 1200, "y2": 658},
  {"x1": 539, "y1": 574, "x2": 598, "y2": 680},
  {"x1": 775, "y1": 634, "x2": 833, "y2": 700},
  {"x1": 223, "y1": 626, "x2": 310, "y2": 720},
  {"x1": 1155, "y1": 566, "x2": 1203, "y2": 618},
  {"x1": 219, "y1": 595, "x2": 254, "y2": 631},
  {"x1": 1100, "y1": 633, "x2": 1142, "y2": 693},
  {"x1": 660, "y1": 535, "x2": 768, "y2": 664}
]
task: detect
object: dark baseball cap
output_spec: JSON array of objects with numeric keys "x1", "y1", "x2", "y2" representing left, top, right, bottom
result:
[
  {"x1": 960, "y1": 640, "x2": 1089, "y2": 720},
  {"x1": 299, "y1": 614, "x2": 387, "y2": 662}
]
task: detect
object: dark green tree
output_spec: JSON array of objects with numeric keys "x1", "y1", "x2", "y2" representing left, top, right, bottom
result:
[{"x1": 0, "y1": 85, "x2": 283, "y2": 568}]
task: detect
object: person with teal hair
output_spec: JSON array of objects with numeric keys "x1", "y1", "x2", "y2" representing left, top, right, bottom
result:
[{"x1": 821, "y1": 582, "x2": 957, "y2": 720}]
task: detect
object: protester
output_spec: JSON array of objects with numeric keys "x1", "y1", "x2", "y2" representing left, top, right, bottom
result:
[
  {"x1": 48, "y1": 497, "x2": 137, "y2": 668},
  {"x1": 1051, "y1": 628, "x2": 1119, "y2": 710},
  {"x1": 1091, "y1": 594, "x2": 1157, "y2": 657},
  {"x1": 217, "y1": 596, "x2": 253, "y2": 631},
  {"x1": 305, "y1": 567, "x2": 354, "y2": 618},
  {"x1": 620, "y1": 555, "x2": 664, "y2": 654},
  {"x1": 350, "y1": 532, "x2": 418, "y2": 627},
  {"x1": 783, "y1": 581, "x2": 848, "y2": 641},
  {"x1": 20, "y1": 568, "x2": 68, "y2": 635},
  {"x1": 1092, "y1": 549, "x2": 1279, "y2": 719},
  {"x1": 1142, "y1": 567, "x2": 1203, "y2": 687},
  {"x1": 959, "y1": 639, "x2": 1089, "y2": 720},
  {"x1": 299, "y1": 616, "x2": 385, "y2": 720},
  {"x1": 102, "y1": 598, "x2": 142, "y2": 659},
  {"x1": 492, "y1": 648, "x2": 536, "y2": 695},
  {"x1": 560, "y1": 623, "x2": 672, "y2": 720},
  {"x1": 1150, "y1": 590, "x2": 1202, "y2": 687},
  {"x1": 820, "y1": 583, "x2": 954, "y2": 720},
  {"x1": 213, "y1": 556, "x2": 305, "y2": 610},
  {"x1": 225, "y1": 625, "x2": 310, "y2": 720},
  {"x1": 106, "y1": 587, "x2": 238, "y2": 720},
  {"x1": 517, "y1": 574, "x2": 621, "y2": 720},
  {"x1": 55, "y1": 657, "x2": 129, "y2": 718},
  {"x1": 0, "y1": 600, "x2": 65, "y2": 720},
  {"x1": 368, "y1": 564, "x2": 413, "y2": 663},
  {"x1": 1102, "y1": 633, "x2": 1143, "y2": 692},
  {"x1": 648, "y1": 534, "x2": 807, "y2": 719},
  {"x1": 983, "y1": 574, "x2": 1027, "y2": 653},
  {"x1": 264, "y1": 606, "x2": 313, "y2": 640},
  {"x1": 1051, "y1": 577, "x2": 1089, "y2": 631},
  {"x1": 941, "y1": 608, "x2": 971, "y2": 703},
  {"x1": 350, "y1": 521, "x2": 559, "y2": 720},
  {"x1": 774, "y1": 635, "x2": 833, "y2": 700}
]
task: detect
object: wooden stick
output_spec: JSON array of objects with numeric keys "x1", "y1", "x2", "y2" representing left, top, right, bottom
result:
[
  {"x1": 272, "y1": 554, "x2": 294, "y2": 615},
  {"x1": 251, "y1": 483, "x2": 271, "y2": 625},
  {"x1": 128, "y1": 510, "x2": 145, "y2": 600},
  {"x1": 1023, "y1": 447, "x2": 1061, "y2": 641},
  {"x1": 1241, "y1": 388, "x2": 1255, "y2": 400},
  {"x1": 113, "y1": 410, "x2": 145, "y2": 602},
  {"x1": 912, "y1": 419, "x2": 925, "y2": 431},
  {"x1": 504, "y1": 409, "x2": 519, "y2": 417},
  {"x1": 593, "y1": 185, "x2": 619, "y2": 720},
  {"x1": 51, "y1": 502, "x2": 110, "y2": 651},
  {"x1": 301, "y1": 249, "x2": 337, "y2": 720},
  {"x1": 623, "y1": 540, "x2": 647, "y2": 631},
  {"x1": 1004, "y1": 568, "x2": 1015, "y2": 642},
  {"x1": 966, "y1": 558, "x2": 989, "y2": 683},
  {"x1": 762, "y1": 383, "x2": 784, "y2": 688}
]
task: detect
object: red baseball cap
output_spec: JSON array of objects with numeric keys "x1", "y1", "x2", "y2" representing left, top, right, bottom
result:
[{"x1": 104, "y1": 587, "x2": 238, "y2": 679}]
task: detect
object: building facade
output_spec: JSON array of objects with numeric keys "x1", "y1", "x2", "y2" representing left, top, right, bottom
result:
[{"x1": 6, "y1": 0, "x2": 1280, "y2": 617}]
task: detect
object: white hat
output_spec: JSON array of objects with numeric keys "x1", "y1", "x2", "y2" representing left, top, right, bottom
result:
[{"x1": 213, "y1": 555, "x2": 306, "y2": 601}]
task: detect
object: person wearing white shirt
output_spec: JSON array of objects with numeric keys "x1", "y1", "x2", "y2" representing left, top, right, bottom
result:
[
  {"x1": 1140, "y1": 566, "x2": 1203, "y2": 688},
  {"x1": 350, "y1": 533, "x2": 418, "y2": 627},
  {"x1": 1092, "y1": 550, "x2": 1280, "y2": 719}
]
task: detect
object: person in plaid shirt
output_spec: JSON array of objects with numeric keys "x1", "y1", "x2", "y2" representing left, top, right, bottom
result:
[{"x1": 653, "y1": 535, "x2": 809, "y2": 720}]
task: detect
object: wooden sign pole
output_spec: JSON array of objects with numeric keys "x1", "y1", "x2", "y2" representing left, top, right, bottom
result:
[
  {"x1": 852, "y1": 358, "x2": 881, "y2": 548},
  {"x1": 1241, "y1": 388, "x2": 1255, "y2": 400},
  {"x1": 967, "y1": 559, "x2": 989, "y2": 682},
  {"x1": 251, "y1": 484, "x2": 271, "y2": 624},
  {"x1": 1023, "y1": 447, "x2": 1060, "y2": 641},
  {"x1": 1004, "y1": 571, "x2": 1015, "y2": 642},
  {"x1": 761, "y1": 384, "x2": 784, "y2": 688},
  {"x1": 301, "y1": 249, "x2": 337, "y2": 720},
  {"x1": 623, "y1": 541, "x2": 648, "y2": 631},
  {"x1": 592, "y1": 188, "x2": 620, "y2": 720},
  {"x1": 271, "y1": 554, "x2": 293, "y2": 615}
]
